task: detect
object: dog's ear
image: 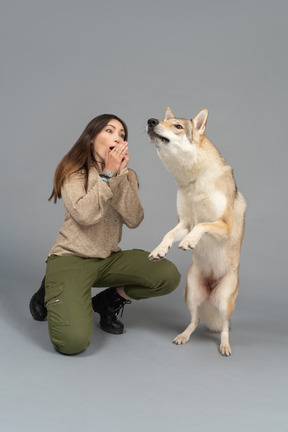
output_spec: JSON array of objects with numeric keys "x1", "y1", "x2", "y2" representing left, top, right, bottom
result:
[
  {"x1": 164, "y1": 107, "x2": 175, "y2": 121},
  {"x1": 192, "y1": 109, "x2": 208, "y2": 135}
]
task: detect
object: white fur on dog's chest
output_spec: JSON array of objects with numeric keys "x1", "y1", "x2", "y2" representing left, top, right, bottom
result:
[{"x1": 177, "y1": 186, "x2": 227, "y2": 227}]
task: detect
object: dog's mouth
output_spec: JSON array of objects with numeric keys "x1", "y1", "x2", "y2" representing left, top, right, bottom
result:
[{"x1": 148, "y1": 129, "x2": 170, "y2": 144}]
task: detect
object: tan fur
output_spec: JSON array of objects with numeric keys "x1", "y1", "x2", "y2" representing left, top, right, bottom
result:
[{"x1": 147, "y1": 108, "x2": 246, "y2": 356}]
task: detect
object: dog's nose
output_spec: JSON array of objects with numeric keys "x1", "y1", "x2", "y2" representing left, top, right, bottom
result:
[{"x1": 147, "y1": 118, "x2": 159, "y2": 127}]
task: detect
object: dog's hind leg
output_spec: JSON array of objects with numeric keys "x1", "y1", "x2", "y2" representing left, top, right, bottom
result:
[
  {"x1": 173, "y1": 264, "x2": 207, "y2": 345},
  {"x1": 212, "y1": 271, "x2": 239, "y2": 356}
]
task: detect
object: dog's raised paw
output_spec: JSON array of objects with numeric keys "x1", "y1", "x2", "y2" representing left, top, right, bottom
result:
[
  {"x1": 178, "y1": 244, "x2": 194, "y2": 251},
  {"x1": 178, "y1": 240, "x2": 194, "y2": 251},
  {"x1": 149, "y1": 254, "x2": 162, "y2": 261},
  {"x1": 179, "y1": 230, "x2": 202, "y2": 250},
  {"x1": 149, "y1": 252, "x2": 165, "y2": 261},
  {"x1": 149, "y1": 246, "x2": 169, "y2": 261}
]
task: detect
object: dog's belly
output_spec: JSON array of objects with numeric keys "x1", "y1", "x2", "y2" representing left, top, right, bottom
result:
[
  {"x1": 177, "y1": 189, "x2": 229, "y2": 278},
  {"x1": 194, "y1": 236, "x2": 229, "y2": 279}
]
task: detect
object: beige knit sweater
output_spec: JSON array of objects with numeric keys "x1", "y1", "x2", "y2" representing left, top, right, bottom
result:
[{"x1": 48, "y1": 166, "x2": 144, "y2": 259}]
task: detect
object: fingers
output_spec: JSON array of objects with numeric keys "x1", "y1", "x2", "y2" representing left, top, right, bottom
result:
[
  {"x1": 106, "y1": 142, "x2": 128, "y2": 157},
  {"x1": 119, "y1": 152, "x2": 130, "y2": 172},
  {"x1": 105, "y1": 142, "x2": 129, "y2": 173},
  {"x1": 113, "y1": 141, "x2": 128, "y2": 155}
]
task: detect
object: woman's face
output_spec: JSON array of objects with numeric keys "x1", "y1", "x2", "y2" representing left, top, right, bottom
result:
[{"x1": 92, "y1": 119, "x2": 126, "y2": 162}]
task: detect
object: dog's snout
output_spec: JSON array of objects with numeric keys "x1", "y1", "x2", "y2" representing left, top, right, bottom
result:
[{"x1": 147, "y1": 118, "x2": 159, "y2": 127}]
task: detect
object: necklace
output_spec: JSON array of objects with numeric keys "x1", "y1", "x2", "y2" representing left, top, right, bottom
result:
[{"x1": 92, "y1": 161, "x2": 105, "y2": 175}]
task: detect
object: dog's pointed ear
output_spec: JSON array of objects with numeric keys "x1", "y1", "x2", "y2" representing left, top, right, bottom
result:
[
  {"x1": 192, "y1": 109, "x2": 208, "y2": 135},
  {"x1": 164, "y1": 107, "x2": 175, "y2": 121}
]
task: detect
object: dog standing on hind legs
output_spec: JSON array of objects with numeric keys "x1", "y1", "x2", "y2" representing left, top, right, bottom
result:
[{"x1": 146, "y1": 108, "x2": 246, "y2": 356}]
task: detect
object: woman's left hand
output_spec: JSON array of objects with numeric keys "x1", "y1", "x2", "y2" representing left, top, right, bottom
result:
[
  {"x1": 119, "y1": 149, "x2": 130, "y2": 173},
  {"x1": 104, "y1": 141, "x2": 129, "y2": 174}
]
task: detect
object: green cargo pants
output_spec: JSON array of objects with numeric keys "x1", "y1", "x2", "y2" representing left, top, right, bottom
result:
[{"x1": 45, "y1": 249, "x2": 180, "y2": 355}]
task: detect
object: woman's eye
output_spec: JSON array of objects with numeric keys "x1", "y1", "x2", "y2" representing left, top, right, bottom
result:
[
  {"x1": 106, "y1": 129, "x2": 112, "y2": 133},
  {"x1": 120, "y1": 134, "x2": 125, "y2": 139},
  {"x1": 175, "y1": 124, "x2": 183, "y2": 130}
]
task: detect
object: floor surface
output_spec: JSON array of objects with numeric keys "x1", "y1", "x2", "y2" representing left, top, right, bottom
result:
[{"x1": 1, "y1": 276, "x2": 287, "y2": 432}]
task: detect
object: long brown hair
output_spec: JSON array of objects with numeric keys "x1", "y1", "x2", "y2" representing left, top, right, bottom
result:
[{"x1": 48, "y1": 114, "x2": 128, "y2": 203}]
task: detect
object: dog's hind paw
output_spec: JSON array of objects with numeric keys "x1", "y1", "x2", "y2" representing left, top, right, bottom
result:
[
  {"x1": 219, "y1": 343, "x2": 232, "y2": 356},
  {"x1": 173, "y1": 333, "x2": 190, "y2": 345}
]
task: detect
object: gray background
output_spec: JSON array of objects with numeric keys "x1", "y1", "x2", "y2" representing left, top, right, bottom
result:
[{"x1": 1, "y1": 0, "x2": 288, "y2": 431}]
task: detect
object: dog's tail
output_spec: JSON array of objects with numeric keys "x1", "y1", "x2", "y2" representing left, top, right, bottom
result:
[{"x1": 199, "y1": 301, "x2": 222, "y2": 332}]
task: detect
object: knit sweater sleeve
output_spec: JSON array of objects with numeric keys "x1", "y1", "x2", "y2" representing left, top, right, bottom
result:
[
  {"x1": 109, "y1": 168, "x2": 144, "y2": 228},
  {"x1": 61, "y1": 170, "x2": 113, "y2": 226}
]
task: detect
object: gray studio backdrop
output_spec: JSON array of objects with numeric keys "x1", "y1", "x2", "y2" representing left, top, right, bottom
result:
[
  {"x1": 2, "y1": 0, "x2": 287, "y2": 290},
  {"x1": 1, "y1": 0, "x2": 288, "y2": 431}
]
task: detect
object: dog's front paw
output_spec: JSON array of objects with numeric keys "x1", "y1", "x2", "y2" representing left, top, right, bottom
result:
[
  {"x1": 178, "y1": 231, "x2": 202, "y2": 250},
  {"x1": 149, "y1": 245, "x2": 170, "y2": 261},
  {"x1": 178, "y1": 237, "x2": 197, "y2": 251},
  {"x1": 178, "y1": 239, "x2": 194, "y2": 251},
  {"x1": 178, "y1": 228, "x2": 203, "y2": 251}
]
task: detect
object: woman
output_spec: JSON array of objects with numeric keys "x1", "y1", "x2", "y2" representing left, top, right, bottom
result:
[{"x1": 29, "y1": 114, "x2": 180, "y2": 355}]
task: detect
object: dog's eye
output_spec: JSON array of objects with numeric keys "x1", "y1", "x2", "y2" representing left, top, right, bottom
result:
[{"x1": 175, "y1": 124, "x2": 183, "y2": 129}]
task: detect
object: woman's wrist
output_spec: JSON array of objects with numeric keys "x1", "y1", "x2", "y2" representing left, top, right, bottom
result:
[
  {"x1": 102, "y1": 169, "x2": 116, "y2": 178},
  {"x1": 100, "y1": 175, "x2": 110, "y2": 184}
]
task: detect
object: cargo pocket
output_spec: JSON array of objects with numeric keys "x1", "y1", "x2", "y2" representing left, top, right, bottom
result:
[{"x1": 45, "y1": 282, "x2": 69, "y2": 326}]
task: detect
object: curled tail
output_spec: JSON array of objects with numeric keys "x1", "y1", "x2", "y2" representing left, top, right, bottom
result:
[{"x1": 199, "y1": 301, "x2": 222, "y2": 332}]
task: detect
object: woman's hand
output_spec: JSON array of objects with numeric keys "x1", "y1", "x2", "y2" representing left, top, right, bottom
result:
[
  {"x1": 104, "y1": 142, "x2": 129, "y2": 174},
  {"x1": 118, "y1": 146, "x2": 130, "y2": 172}
]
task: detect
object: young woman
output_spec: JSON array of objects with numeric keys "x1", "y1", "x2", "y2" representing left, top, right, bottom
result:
[{"x1": 29, "y1": 114, "x2": 180, "y2": 355}]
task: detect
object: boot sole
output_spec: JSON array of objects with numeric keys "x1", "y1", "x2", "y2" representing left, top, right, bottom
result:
[
  {"x1": 99, "y1": 323, "x2": 124, "y2": 335},
  {"x1": 29, "y1": 294, "x2": 47, "y2": 321}
]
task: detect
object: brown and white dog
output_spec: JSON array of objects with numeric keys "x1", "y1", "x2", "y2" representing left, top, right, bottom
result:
[{"x1": 147, "y1": 108, "x2": 246, "y2": 356}]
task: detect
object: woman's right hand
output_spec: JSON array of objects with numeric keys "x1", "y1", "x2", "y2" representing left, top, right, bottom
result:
[{"x1": 104, "y1": 141, "x2": 129, "y2": 174}]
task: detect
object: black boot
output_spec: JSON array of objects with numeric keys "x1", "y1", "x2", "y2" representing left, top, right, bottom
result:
[
  {"x1": 92, "y1": 288, "x2": 131, "y2": 335},
  {"x1": 29, "y1": 277, "x2": 47, "y2": 321}
]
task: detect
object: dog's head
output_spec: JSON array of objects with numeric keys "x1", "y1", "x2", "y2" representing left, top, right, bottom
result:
[{"x1": 146, "y1": 107, "x2": 208, "y2": 151}]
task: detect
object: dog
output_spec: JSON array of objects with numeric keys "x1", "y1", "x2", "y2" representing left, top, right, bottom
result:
[{"x1": 146, "y1": 108, "x2": 246, "y2": 356}]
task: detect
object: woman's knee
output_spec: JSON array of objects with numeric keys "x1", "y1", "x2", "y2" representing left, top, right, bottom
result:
[
  {"x1": 126, "y1": 259, "x2": 181, "y2": 299},
  {"x1": 49, "y1": 326, "x2": 92, "y2": 355},
  {"x1": 161, "y1": 260, "x2": 181, "y2": 294}
]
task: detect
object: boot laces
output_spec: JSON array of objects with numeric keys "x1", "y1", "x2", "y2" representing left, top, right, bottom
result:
[{"x1": 114, "y1": 299, "x2": 132, "y2": 317}]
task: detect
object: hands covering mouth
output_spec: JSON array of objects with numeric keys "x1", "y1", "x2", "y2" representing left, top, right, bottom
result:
[{"x1": 104, "y1": 141, "x2": 129, "y2": 174}]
